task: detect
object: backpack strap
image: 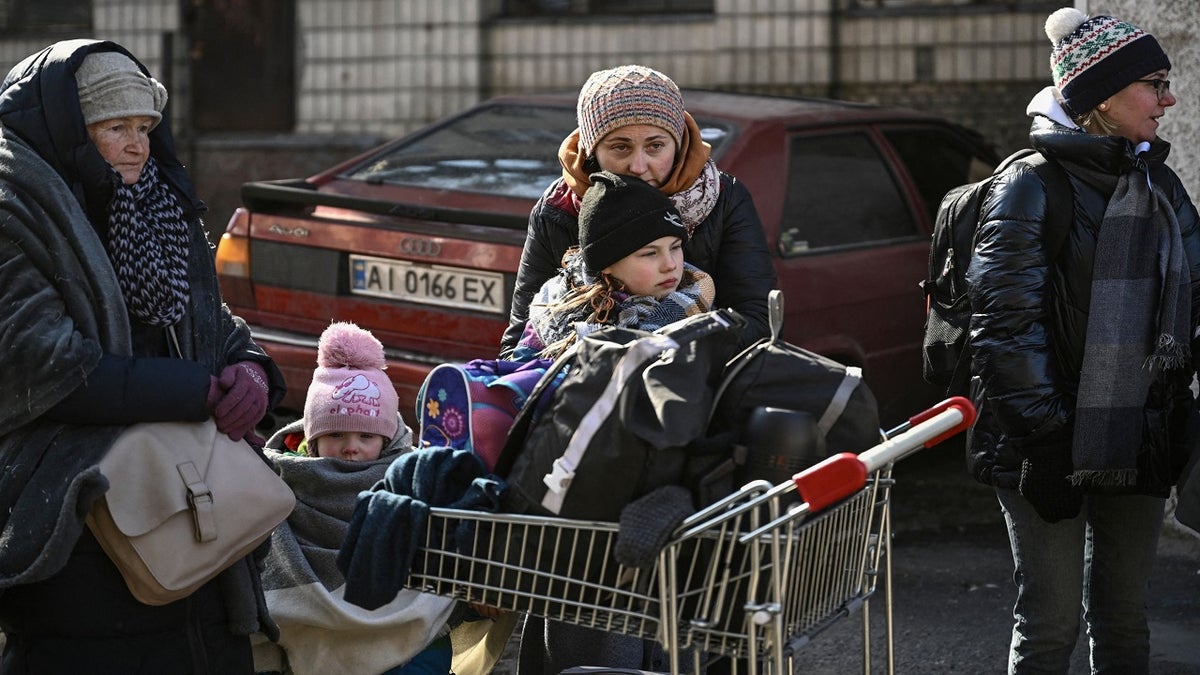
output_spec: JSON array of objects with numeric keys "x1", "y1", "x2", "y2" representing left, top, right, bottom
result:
[{"x1": 817, "y1": 366, "x2": 863, "y2": 439}]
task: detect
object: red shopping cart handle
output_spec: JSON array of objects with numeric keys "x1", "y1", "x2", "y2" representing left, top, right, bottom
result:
[
  {"x1": 794, "y1": 397, "x2": 976, "y2": 512},
  {"x1": 909, "y1": 395, "x2": 977, "y2": 447}
]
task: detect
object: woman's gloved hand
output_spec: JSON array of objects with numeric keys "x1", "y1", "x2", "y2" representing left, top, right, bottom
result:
[
  {"x1": 1019, "y1": 448, "x2": 1082, "y2": 523},
  {"x1": 207, "y1": 361, "x2": 269, "y2": 443}
]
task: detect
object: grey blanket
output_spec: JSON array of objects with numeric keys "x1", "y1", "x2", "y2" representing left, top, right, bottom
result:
[{"x1": 255, "y1": 420, "x2": 456, "y2": 675}]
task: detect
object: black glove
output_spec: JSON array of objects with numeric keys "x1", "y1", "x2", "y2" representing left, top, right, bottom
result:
[{"x1": 1019, "y1": 449, "x2": 1082, "y2": 523}]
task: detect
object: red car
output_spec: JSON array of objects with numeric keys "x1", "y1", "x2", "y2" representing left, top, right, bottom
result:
[{"x1": 216, "y1": 90, "x2": 996, "y2": 425}]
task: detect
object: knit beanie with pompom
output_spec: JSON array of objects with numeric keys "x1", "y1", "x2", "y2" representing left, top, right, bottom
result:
[
  {"x1": 1045, "y1": 7, "x2": 1169, "y2": 118},
  {"x1": 303, "y1": 322, "x2": 400, "y2": 442}
]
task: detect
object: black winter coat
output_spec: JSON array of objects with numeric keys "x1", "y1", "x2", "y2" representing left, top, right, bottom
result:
[
  {"x1": 498, "y1": 172, "x2": 777, "y2": 357},
  {"x1": 965, "y1": 116, "x2": 1200, "y2": 494}
]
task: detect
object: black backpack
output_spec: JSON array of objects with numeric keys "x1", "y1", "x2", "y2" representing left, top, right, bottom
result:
[
  {"x1": 921, "y1": 149, "x2": 1072, "y2": 396},
  {"x1": 494, "y1": 309, "x2": 746, "y2": 521},
  {"x1": 705, "y1": 290, "x2": 882, "y2": 492}
]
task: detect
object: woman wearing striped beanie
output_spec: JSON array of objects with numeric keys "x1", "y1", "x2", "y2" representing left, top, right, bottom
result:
[
  {"x1": 499, "y1": 64, "x2": 777, "y2": 363},
  {"x1": 965, "y1": 7, "x2": 1200, "y2": 674}
]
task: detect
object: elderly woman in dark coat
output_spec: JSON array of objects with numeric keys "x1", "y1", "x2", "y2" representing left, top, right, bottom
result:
[
  {"x1": 0, "y1": 40, "x2": 284, "y2": 674},
  {"x1": 498, "y1": 64, "x2": 777, "y2": 358}
]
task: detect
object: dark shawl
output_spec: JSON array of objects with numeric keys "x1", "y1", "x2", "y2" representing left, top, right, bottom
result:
[{"x1": 0, "y1": 41, "x2": 275, "y2": 637}]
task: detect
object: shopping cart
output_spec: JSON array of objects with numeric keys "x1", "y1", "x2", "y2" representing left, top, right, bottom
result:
[{"x1": 406, "y1": 397, "x2": 976, "y2": 675}]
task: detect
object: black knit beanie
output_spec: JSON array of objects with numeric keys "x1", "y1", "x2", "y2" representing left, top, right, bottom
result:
[{"x1": 578, "y1": 171, "x2": 687, "y2": 274}]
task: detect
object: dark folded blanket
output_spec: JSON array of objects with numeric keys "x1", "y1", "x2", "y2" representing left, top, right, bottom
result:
[{"x1": 337, "y1": 446, "x2": 505, "y2": 610}]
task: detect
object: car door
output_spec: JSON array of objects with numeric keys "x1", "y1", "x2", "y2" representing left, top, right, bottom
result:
[{"x1": 773, "y1": 125, "x2": 990, "y2": 421}]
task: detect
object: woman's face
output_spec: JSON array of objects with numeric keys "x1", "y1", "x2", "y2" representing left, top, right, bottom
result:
[
  {"x1": 86, "y1": 115, "x2": 155, "y2": 184},
  {"x1": 592, "y1": 125, "x2": 678, "y2": 188},
  {"x1": 1101, "y1": 69, "x2": 1176, "y2": 144},
  {"x1": 603, "y1": 235, "x2": 684, "y2": 299},
  {"x1": 313, "y1": 431, "x2": 386, "y2": 462}
]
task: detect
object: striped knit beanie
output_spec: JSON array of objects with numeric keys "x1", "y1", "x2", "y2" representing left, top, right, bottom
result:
[
  {"x1": 576, "y1": 65, "x2": 687, "y2": 156},
  {"x1": 1046, "y1": 7, "x2": 1169, "y2": 118}
]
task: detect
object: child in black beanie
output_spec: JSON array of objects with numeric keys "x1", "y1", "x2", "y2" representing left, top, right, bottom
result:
[{"x1": 513, "y1": 171, "x2": 716, "y2": 361}]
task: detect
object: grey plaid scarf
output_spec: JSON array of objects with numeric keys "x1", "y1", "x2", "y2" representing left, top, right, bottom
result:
[{"x1": 1071, "y1": 159, "x2": 1191, "y2": 487}]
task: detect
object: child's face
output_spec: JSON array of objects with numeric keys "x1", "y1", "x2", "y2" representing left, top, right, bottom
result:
[
  {"x1": 313, "y1": 431, "x2": 386, "y2": 461},
  {"x1": 604, "y1": 235, "x2": 684, "y2": 298}
]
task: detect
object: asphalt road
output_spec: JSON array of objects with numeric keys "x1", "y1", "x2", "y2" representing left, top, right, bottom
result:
[
  {"x1": 492, "y1": 442, "x2": 1200, "y2": 674},
  {"x1": 792, "y1": 443, "x2": 1200, "y2": 674}
]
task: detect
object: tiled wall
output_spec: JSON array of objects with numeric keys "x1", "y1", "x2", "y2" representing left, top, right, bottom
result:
[
  {"x1": 0, "y1": 0, "x2": 1052, "y2": 140},
  {"x1": 296, "y1": 0, "x2": 484, "y2": 136}
]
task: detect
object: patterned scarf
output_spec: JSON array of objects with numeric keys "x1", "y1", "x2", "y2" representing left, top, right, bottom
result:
[
  {"x1": 558, "y1": 113, "x2": 722, "y2": 236},
  {"x1": 522, "y1": 250, "x2": 715, "y2": 358},
  {"x1": 1071, "y1": 157, "x2": 1191, "y2": 487},
  {"x1": 104, "y1": 157, "x2": 191, "y2": 327}
]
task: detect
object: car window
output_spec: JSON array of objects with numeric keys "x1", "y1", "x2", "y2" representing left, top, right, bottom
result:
[
  {"x1": 341, "y1": 103, "x2": 738, "y2": 200},
  {"x1": 779, "y1": 131, "x2": 917, "y2": 256},
  {"x1": 883, "y1": 127, "x2": 995, "y2": 222},
  {"x1": 341, "y1": 103, "x2": 578, "y2": 199}
]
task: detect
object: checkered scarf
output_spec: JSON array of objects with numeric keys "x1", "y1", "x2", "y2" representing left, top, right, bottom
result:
[
  {"x1": 104, "y1": 157, "x2": 190, "y2": 327},
  {"x1": 1071, "y1": 159, "x2": 1191, "y2": 487},
  {"x1": 524, "y1": 250, "x2": 715, "y2": 356}
]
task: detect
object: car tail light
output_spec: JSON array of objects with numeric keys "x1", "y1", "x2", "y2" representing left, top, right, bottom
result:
[
  {"x1": 216, "y1": 232, "x2": 250, "y2": 278},
  {"x1": 215, "y1": 209, "x2": 255, "y2": 309}
]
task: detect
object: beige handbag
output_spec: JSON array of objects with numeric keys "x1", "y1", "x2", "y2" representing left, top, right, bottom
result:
[{"x1": 86, "y1": 420, "x2": 295, "y2": 606}]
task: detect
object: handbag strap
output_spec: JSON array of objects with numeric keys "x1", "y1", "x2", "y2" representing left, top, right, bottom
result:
[{"x1": 178, "y1": 461, "x2": 217, "y2": 542}]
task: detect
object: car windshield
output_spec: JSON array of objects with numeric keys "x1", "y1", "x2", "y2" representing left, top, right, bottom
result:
[{"x1": 341, "y1": 102, "x2": 734, "y2": 199}]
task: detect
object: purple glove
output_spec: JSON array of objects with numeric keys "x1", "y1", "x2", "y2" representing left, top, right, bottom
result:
[{"x1": 209, "y1": 361, "x2": 270, "y2": 442}]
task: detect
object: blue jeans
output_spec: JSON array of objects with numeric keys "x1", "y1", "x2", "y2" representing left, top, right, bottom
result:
[{"x1": 996, "y1": 487, "x2": 1164, "y2": 675}]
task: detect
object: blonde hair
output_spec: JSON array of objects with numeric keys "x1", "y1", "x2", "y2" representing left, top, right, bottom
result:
[{"x1": 1075, "y1": 107, "x2": 1121, "y2": 136}]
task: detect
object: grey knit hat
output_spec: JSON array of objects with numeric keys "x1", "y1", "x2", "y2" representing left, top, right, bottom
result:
[
  {"x1": 576, "y1": 64, "x2": 687, "y2": 156},
  {"x1": 75, "y1": 51, "x2": 168, "y2": 127}
]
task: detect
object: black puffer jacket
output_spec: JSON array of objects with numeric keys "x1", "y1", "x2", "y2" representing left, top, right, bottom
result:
[
  {"x1": 965, "y1": 116, "x2": 1200, "y2": 493},
  {"x1": 498, "y1": 173, "x2": 777, "y2": 357}
]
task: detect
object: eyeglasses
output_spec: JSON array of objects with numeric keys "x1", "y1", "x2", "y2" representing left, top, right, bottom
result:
[{"x1": 1136, "y1": 78, "x2": 1171, "y2": 101}]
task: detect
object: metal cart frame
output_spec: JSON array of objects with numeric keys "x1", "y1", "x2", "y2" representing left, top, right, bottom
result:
[{"x1": 406, "y1": 398, "x2": 974, "y2": 674}]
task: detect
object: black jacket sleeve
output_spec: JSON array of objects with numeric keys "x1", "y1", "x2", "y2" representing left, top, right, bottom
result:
[
  {"x1": 702, "y1": 178, "x2": 776, "y2": 346},
  {"x1": 966, "y1": 166, "x2": 1071, "y2": 444},
  {"x1": 42, "y1": 353, "x2": 211, "y2": 424},
  {"x1": 499, "y1": 194, "x2": 579, "y2": 359}
]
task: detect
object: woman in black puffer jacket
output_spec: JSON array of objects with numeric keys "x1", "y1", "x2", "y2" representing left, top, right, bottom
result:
[
  {"x1": 966, "y1": 9, "x2": 1200, "y2": 674},
  {"x1": 498, "y1": 64, "x2": 776, "y2": 358}
]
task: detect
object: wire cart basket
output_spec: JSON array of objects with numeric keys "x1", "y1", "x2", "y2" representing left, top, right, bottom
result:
[{"x1": 407, "y1": 397, "x2": 976, "y2": 674}]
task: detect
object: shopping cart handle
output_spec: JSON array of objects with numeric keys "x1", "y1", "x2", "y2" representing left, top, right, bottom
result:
[
  {"x1": 793, "y1": 398, "x2": 977, "y2": 513},
  {"x1": 908, "y1": 396, "x2": 976, "y2": 448},
  {"x1": 793, "y1": 453, "x2": 867, "y2": 512}
]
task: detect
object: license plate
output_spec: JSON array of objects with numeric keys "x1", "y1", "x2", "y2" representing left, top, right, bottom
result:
[{"x1": 350, "y1": 255, "x2": 505, "y2": 314}]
